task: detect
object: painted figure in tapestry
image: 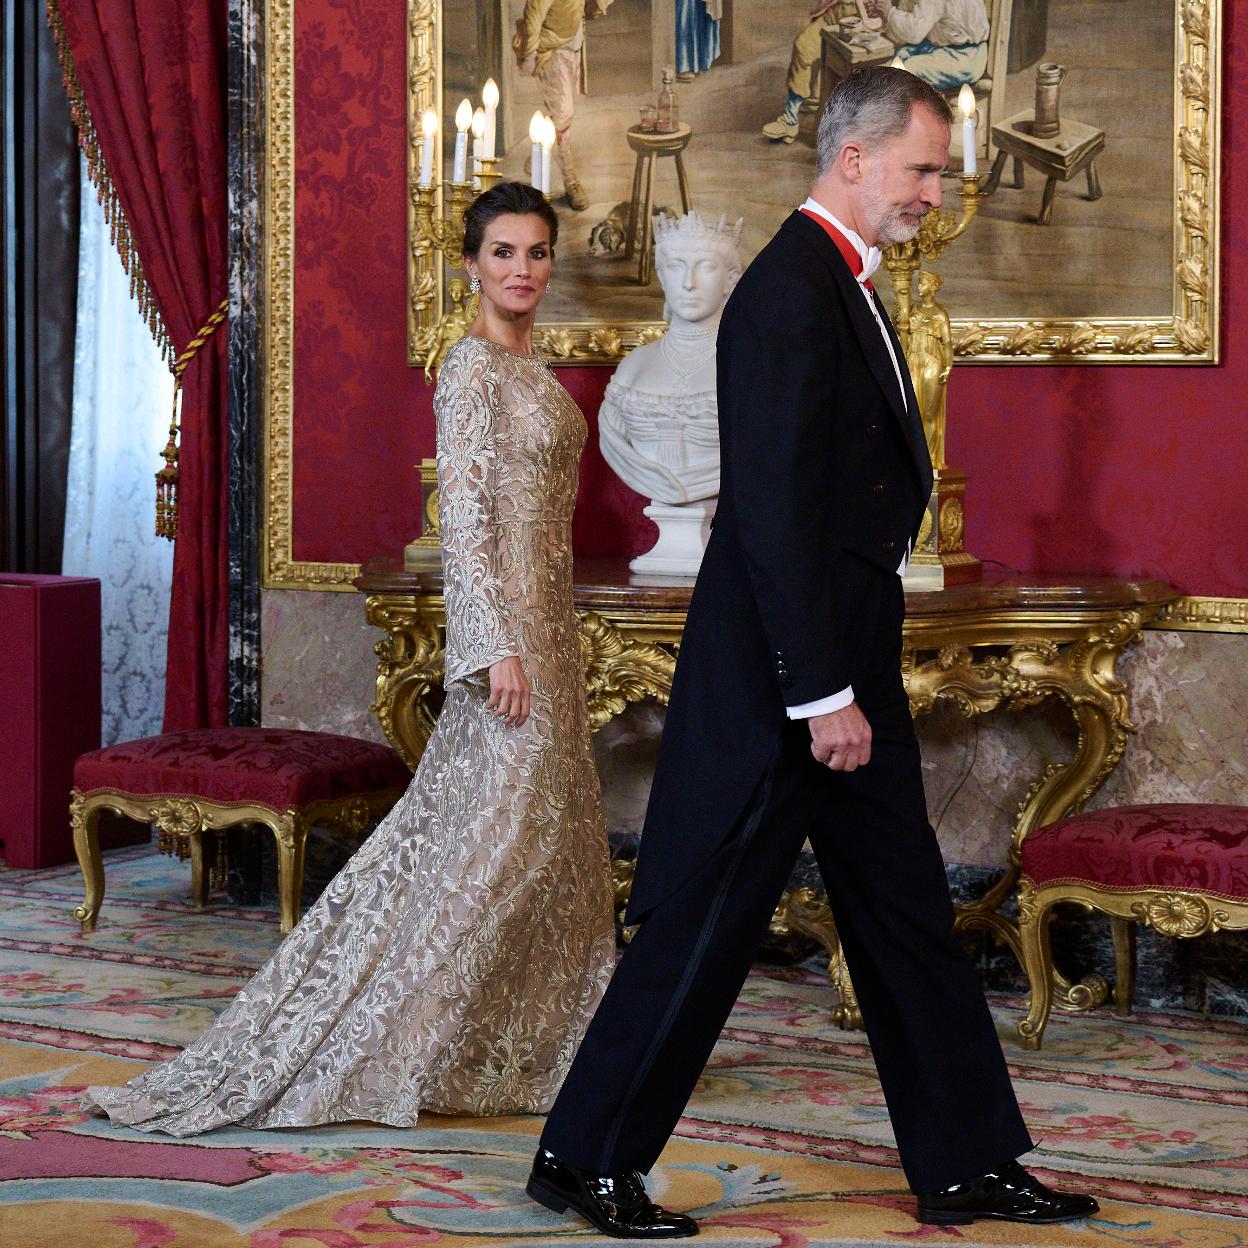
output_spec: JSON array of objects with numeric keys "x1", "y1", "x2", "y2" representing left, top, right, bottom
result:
[
  {"x1": 514, "y1": 0, "x2": 616, "y2": 210},
  {"x1": 764, "y1": 0, "x2": 989, "y2": 143},
  {"x1": 676, "y1": 0, "x2": 722, "y2": 81}
]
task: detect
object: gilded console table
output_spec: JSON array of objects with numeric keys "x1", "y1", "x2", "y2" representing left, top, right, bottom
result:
[{"x1": 356, "y1": 558, "x2": 1177, "y2": 1028}]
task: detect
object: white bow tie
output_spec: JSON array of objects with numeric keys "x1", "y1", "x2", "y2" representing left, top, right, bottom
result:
[{"x1": 858, "y1": 247, "x2": 883, "y2": 285}]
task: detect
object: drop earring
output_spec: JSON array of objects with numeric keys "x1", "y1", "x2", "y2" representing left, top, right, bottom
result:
[{"x1": 469, "y1": 275, "x2": 481, "y2": 294}]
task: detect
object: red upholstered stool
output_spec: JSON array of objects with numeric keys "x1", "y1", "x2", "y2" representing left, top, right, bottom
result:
[
  {"x1": 71, "y1": 728, "x2": 411, "y2": 934},
  {"x1": 1017, "y1": 803, "x2": 1248, "y2": 1048}
]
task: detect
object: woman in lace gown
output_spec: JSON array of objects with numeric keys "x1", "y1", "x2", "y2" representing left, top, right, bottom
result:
[{"x1": 85, "y1": 182, "x2": 616, "y2": 1136}]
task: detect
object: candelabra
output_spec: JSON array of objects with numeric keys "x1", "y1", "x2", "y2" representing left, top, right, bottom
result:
[
  {"x1": 883, "y1": 171, "x2": 986, "y2": 590},
  {"x1": 412, "y1": 160, "x2": 504, "y2": 271},
  {"x1": 412, "y1": 159, "x2": 505, "y2": 376}
]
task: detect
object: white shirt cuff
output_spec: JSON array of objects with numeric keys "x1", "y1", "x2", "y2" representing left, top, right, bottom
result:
[{"x1": 786, "y1": 685, "x2": 855, "y2": 719}]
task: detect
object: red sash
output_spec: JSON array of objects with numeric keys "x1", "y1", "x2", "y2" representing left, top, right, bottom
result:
[{"x1": 799, "y1": 207, "x2": 873, "y2": 292}]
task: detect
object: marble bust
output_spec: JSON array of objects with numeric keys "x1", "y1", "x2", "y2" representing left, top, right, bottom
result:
[{"x1": 599, "y1": 210, "x2": 743, "y2": 575}]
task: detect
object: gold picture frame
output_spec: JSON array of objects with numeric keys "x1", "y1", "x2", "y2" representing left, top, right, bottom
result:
[
  {"x1": 406, "y1": 0, "x2": 1220, "y2": 366},
  {"x1": 262, "y1": 0, "x2": 1225, "y2": 590}
]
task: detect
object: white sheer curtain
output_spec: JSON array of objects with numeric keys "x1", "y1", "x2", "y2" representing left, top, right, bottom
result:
[{"x1": 62, "y1": 156, "x2": 176, "y2": 746}]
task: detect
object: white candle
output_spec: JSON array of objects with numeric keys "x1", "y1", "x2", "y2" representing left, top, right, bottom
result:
[
  {"x1": 482, "y1": 78, "x2": 499, "y2": 161},
  {"x1": 452, "y1": 98, "x2": 473, "y2": 184},
  {"x1": 529, "y1": 111, "x2": 544, "y2": 189},
  {"x1": 471, "y1": 107, "x2": 486, "y2": 186},
  {"x1": 958, "y1": 84, "x2": 977, "y2": 175},
  {"x1": 541, "y1": 116, "x2": 555, "y2": 196},
  {"x1": 419, "y1": 109, "x2": 438, "y2": 187}
]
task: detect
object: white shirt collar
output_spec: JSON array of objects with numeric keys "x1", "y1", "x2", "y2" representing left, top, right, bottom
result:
[{"x1": 800, "y1": 198, "x2": 883, "y2": 285}]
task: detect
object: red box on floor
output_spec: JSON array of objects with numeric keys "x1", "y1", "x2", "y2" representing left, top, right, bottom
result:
[{"x1": 0, "y1": 574, "x2": 103, "y2": 868}]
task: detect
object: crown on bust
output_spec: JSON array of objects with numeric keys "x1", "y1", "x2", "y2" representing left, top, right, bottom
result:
[{"x1": 653, "y1": 210, "x2": 744, "y2": 252}]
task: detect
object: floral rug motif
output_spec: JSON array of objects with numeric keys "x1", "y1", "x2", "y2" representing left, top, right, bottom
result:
[{"x1": 2, "y1": 848, "x2": 1248, "y2": 1246}]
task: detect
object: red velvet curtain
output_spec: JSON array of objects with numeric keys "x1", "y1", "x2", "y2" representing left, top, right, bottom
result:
[{"x1": 53, "y1": 1, "x2": 229, "y2": 731}]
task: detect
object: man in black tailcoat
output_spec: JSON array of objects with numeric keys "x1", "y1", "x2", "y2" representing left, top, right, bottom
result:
[{"x1": 527, "y1": 67, "x2": 1100, "y2": 1237}]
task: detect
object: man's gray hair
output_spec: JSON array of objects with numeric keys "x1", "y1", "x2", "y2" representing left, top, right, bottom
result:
[{"x1": 816, "y1": 66, "x2": 953, "y2": 178}]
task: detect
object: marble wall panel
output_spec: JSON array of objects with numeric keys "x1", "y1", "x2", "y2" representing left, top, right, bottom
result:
[
  {"x1": 227, "y1": 0, "x2": 263, "y2": 725},
  {"x1": 260, "y1": 588, "x2": 386, "y2": 745},
  {"x1": 1094, "y1": 630, "x2": 1248, "y2": 809}
]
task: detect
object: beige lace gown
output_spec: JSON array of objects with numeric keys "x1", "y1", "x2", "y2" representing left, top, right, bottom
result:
[{"x1": 85, "y1": 336, "x2": 616, "y2": 1135}]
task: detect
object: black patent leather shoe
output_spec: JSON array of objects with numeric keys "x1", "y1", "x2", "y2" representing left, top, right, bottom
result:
[
  {"x1": 527, "y1": 1147, "x2": 698, "y2": 1238},
  {"x1": 917, "y1": 1160, "x2": 1099, "y2": 1226}
]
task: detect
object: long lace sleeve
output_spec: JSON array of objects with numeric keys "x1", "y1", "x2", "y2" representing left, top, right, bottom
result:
[{"x1": 434, "y1": 341, "x2": 520, "y2": 687}]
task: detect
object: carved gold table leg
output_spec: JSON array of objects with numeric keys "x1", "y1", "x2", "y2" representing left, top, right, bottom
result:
[
  {"x1": 773, "y1": 887, "x2": 863, "y2": 1030},
  {"x1": 579, "y1": 610, "x2": 677, "y2": 732},
  {"x1": 932, "y1": 611, "x2": 1147, "y2": 1011},
  {"x1": 70, "y1": 790, "x2": 105, "y2": 932},
  {"x1": 365, "y1": 596, "x2": 444, "y2": 770},
  {"x1": 1016, "y1": 878, "x2": 1053, "y2": 1050}
]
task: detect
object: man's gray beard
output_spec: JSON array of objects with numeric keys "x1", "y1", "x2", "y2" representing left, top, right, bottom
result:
[{"x1": 862, "y1": 169, "x2": 925, "y2": 246}]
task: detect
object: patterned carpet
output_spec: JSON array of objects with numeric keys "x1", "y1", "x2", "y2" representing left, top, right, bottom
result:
[{"x1": 3, "y1": 846, "x2": 1248, "y2": 1247}]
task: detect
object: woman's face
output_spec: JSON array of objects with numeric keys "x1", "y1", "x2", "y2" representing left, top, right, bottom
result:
[{"x1": 466, "y1": 213, "x2": 553, "y2": 319}]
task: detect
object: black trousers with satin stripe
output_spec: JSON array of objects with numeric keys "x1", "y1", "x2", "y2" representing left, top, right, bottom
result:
[{"x1": 540, "y1": 571, "x2": 1034, "y2": 1194}]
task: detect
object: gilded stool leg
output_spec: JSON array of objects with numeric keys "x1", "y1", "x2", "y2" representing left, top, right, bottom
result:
[
  {"x1": 1017, "y1": 887, "x2": 1054, "y2": 1050},
  {"x1": 270, "y1": 812, "x2": 307, "y2": 935},
  {"x1": 1110, "y1": 915, "x2": 1136, "y2": 1015},
  {"x1": 189, "y1": 832, "x2": 210, "y2": 907},
  {"x1": 71, "y1": 790, "x2": 105, "y2": 932}
]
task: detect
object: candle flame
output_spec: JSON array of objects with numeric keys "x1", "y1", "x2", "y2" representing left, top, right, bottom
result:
[
  {"x1": 958, "y1": 84, "x2": 975, "y2": 119},
  {"x1": 421, "y1": 109, "x2": 439, "y2": 138},
  {"x1": 529, "y1": 110, "x2": 545, "y2": 143},
  {"x1": 542, "y1": 115, "x2": 557, "y2": 148},
  {"x1": 483, "y1": 78, "x2": 499, "y2": 110},
  {"x1": 472, "y1": 108, "x2": 486, "y2": 140},
  {"x1": 455, "y1": 98, "x2": 473, "y2": 131}
]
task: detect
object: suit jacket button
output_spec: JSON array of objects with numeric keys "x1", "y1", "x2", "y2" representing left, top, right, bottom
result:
[
  {"x1": 873, "y1": 481, "x2": 886, "y2": 495},
  {"x1": 881, "y1": 539, "x2": 895, "y2": 553},
  {"x1": 866, "y1": 423, "x2": 879, "y2": 436}
]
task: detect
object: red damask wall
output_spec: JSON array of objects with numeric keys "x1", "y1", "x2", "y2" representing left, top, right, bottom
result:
[{"x1": 293, "y1": 1, "x2": 1247, "y2": 597}]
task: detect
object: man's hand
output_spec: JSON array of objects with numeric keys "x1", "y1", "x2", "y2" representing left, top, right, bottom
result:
[
  {"x1": 809, "y1": 701, "x2": 872, "y2": 771},
  {"x1": 487, "y1": 656, "x2": 531, "y2": 727},
  {"x1": 867, "y1": 0, "x2": 893, "y2": 20}
]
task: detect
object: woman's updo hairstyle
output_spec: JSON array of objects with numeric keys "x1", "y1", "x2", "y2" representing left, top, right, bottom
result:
[{"x1": 462, "y1": 180, "x2": 559, "y2": 258}]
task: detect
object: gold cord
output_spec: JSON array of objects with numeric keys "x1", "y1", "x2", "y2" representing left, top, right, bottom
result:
[{"x1": 155, "y1": 298, "x2": 230, "y2": 540}]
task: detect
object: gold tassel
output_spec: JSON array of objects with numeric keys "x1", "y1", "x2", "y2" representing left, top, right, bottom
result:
[{"x1": 155, "y1": 298, "x2": 230, "y2": 540}]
